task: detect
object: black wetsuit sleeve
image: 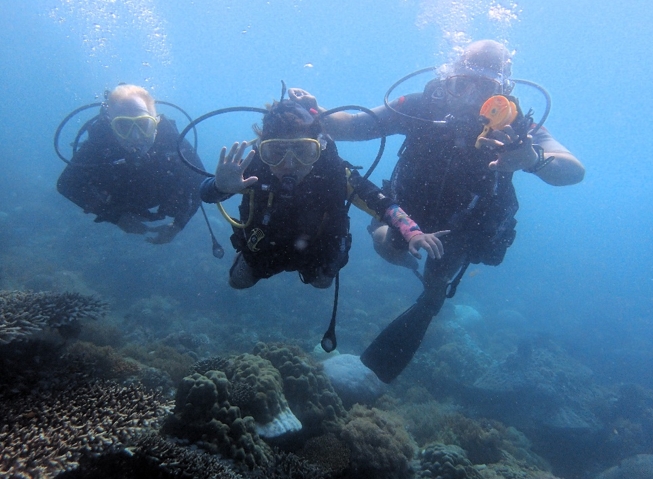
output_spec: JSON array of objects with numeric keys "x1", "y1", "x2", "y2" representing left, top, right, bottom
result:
[
  {"x1": 345, "y1": 164, "x2": 395, "y2": 219},
  {"x1": 200, "y1": 177, "x2": 234, "y2": 204}
]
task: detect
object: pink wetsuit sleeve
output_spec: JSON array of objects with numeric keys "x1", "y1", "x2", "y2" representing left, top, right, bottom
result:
[{"x1": 383, "y1": 204, "x2": 423, "y2": 242}]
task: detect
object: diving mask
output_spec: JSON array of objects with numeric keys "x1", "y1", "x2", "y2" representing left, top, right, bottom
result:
[
  {"x1": 445, "y1": 75, "x2": 504, "y2": 99},
  {"x1": 259, "y1": 138, "x2": 322, "y2": 167},
  {"x1": 110, "y1": 114, "x2": 158, "y2": 140}
]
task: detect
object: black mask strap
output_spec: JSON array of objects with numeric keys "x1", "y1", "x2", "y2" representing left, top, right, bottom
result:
[{"x1": 280, "y1": 80, "x2": 287, "y2": 101}]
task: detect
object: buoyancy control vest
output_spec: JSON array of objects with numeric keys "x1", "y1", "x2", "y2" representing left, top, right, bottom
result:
[
  {"x1": 230, "y1": 140, "x2": 352, "y2": 281},
  {"x1": 389, "y1": 79, "x2": 519, "y2": 266}
]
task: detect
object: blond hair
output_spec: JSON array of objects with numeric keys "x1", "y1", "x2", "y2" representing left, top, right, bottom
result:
[{"x1": 107, "y1": 84, "x2": 157, "y2": 116}]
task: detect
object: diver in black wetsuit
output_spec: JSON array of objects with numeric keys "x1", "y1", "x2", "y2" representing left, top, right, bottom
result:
[
  {"x1": 200, "y1": 99, "x2": 448, "y2": 290},
  {"x1": 57, "y1": 84, "x2": 206, "y2": 244},
  {"x1": 289, "y1": 40, "x2": 585, "y2": 385}
]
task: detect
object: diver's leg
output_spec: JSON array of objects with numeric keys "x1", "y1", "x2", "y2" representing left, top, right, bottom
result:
[
  {"x1": 360, "y1": 251, "x2": 467, "y2": 383},
  {"x1": 368, "y1": 218, "x2": 419, "y2": 270},
  {"x1": 360, "y1": 276, "x2": 447, "y2": 383},
  {"x1": 228, "y1": 252, "x2": 259, "y2": 289}
]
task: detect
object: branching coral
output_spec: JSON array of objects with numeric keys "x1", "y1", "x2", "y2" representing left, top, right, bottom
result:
[
  {"x1": 0, "y1": 378, "x2": 170, "y2": 477},
  {"x1": 298, "y1": 433, "x2": 351, "y2": 475},
  {"x1": 0, "y1": 290, "x2": 108, "y2": 344},
  {"x1": 63, "y1": 341, "x2": 141, "y2": 381},
  {"x1": 57, "y1": 434, "x2": 246, "y2": 479}
]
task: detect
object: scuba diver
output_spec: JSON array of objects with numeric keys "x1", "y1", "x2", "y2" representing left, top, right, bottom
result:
[
  {"x1": 200, "y1": 98, "x2": 448, "y2": 291},
  {"x1": 56, "y1": 84, "x2": 206, "y2": 244},
  {"x1": 289, "y1": 39, "x2": 585, "y2": 386}
]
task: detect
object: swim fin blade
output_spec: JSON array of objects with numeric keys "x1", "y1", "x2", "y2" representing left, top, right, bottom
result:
[{"x1": 360, "y1": 300, "x2": 434, "y2": 383}]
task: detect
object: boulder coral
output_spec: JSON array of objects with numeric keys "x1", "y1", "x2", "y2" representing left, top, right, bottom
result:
[
  {"x1": 165, "y1": 351, "x2": 312, "y2": 468},
  {"x1": 339, "y1": 404, "x2": 416, "y2": 479},
  {"x1": 253, "y1": 342, "x2": 347, "y2": 435},
  {"x1": 416, "y1": 442, "x2": 482, "y2": 479},
  {"x1": 164, "y1": 369, "x2": 274, "y2": 469}
]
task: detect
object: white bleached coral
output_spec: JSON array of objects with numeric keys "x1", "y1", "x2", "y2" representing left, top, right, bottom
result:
[{"x1": 255, "y1": 405, "x2": 302, "y2": 438}]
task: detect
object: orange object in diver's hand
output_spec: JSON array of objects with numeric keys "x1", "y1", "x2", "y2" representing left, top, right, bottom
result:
[{"x1": 475, "y1": 95, "x2": 518, "y2": 149}]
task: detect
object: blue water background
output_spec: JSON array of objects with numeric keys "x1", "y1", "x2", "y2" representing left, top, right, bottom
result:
[{"x1": 1, "y1": 0, "x2": 652, "y2": 414}]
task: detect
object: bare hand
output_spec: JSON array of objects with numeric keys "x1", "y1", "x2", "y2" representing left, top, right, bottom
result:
[
  {"x1": 408, "y1": 230, "x2": 450, "y2": 259},
  {"x1": 214, "y1": 141, "x2": 258, "y2": 194},
  {"x1": 477, "y1": 125, "x2": 538, "y2": 172},
  {"x1": 288, "y1": 88, "x2": 319, "y2": 111}
]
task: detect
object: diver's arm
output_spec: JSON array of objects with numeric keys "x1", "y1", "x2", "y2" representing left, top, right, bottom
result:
[
  {"x1": 202, "y1": 141, "x2": 258, "y2": 204},
  {"x1": 528, "y1": 150, "x2": 585, "y2": 186},
  {"x1": 288, "y1": 87, "x2": 409, "y2": 140},
  {"x1": 528, "y1": 127, "x2": 584, "y2": 186},
  {"x1": 200, "y1": 177, "x2": 233, "y2": 204},
  {"x1": 320, "y1": 106, "x2": 390, "y2": 141},
  {"x1": 481, "y1": 125, "x2": 585, "y2": 186},
  {"x1": 346, "y1": 167, "x2": 445, "y2": 259}
]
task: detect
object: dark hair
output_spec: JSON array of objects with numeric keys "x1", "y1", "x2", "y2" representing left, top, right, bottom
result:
[{"x1": 254, "y1": 100, "x2": 321, "y2": 140}]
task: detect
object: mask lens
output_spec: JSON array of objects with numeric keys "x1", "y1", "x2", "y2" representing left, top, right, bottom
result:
[
  {"x1": 447, "y1": 76, "x2": 473, "y2": 97},
  {"x1": 111, "y1": 118, "x2": 135, "y2": 138},
  {"x1": 111, "y1": 115, "x2": 157, "y2": 139},
  {"x1": 134, "y1": 116, "x2": 157, "y2": 137},
  {"x1": 446, "y1": 75, "x2": 501, "y2": 98},
  {"x1": 259, "y1": 141, "x2": 287, "y2": 166},
  {"x1": 290, "y1": 140, "x2": 320, "y2": 165},
  {"x1": 259, "y1": 139, "x2": 321, "y2": 166}
]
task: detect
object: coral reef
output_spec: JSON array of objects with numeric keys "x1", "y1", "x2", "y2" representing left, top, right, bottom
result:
[
  {"x1": 595, "y1": 454, "x2": 653, "y2": 479},
  {"x1": 468, "y1": 337, "x2": 605, "y2": 438},
  {"x1": 416, "y1": 442, "x2": 482, "y2": 479},
  {"x1": 475, "y1": 452, "x2": 562, "y2": 479},
  {"x1": 297, "y1": 433, "x2": 350, "y2": 475},
  {"x1": 56, "y1": 434, "x2": 245, "y2": 479},
  {"x1": 119, "y1": 342, "x2": 196, "y2": 384},
  {"x1": 253, "y1": 342, "x2": 347, "y2": 436},
  {"x1": 161, "y1": 329, "x2": 211, "y2": 355},
  {"x1": 63, "y1": 341, "x2": 141, "y2": 381},
  {"x1": 163, "y1": 368, "x2": 275, "y2": 469},
  {"x1": 165, "y1": 345, "x2": 350, "y2": 471},
  {"x1": 438, "y1": 414, "x2": 505, "y2": 465},
  {"x1": 339, "y1": 404, "x2": 416, "y2": 479},
  {"x1": 0, "y1": 289, "x2": 108, "y2": 344},
  {"x1": 397, "y1": 398, "x2": 463, "y2": 447},
  {"x1": 124, "y1": 294, "x2": 180, "y2": 332},
  {"x1": 248, "y1": 449, "x2": 331, "y2": 479},
  {"x1": 0, "y1": 378, "x2": 170, "y2": 477}
]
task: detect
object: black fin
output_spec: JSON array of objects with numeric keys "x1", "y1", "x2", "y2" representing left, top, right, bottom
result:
[{"x1": 360, "y1": 300, "x2": 434, "y2": 383}]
